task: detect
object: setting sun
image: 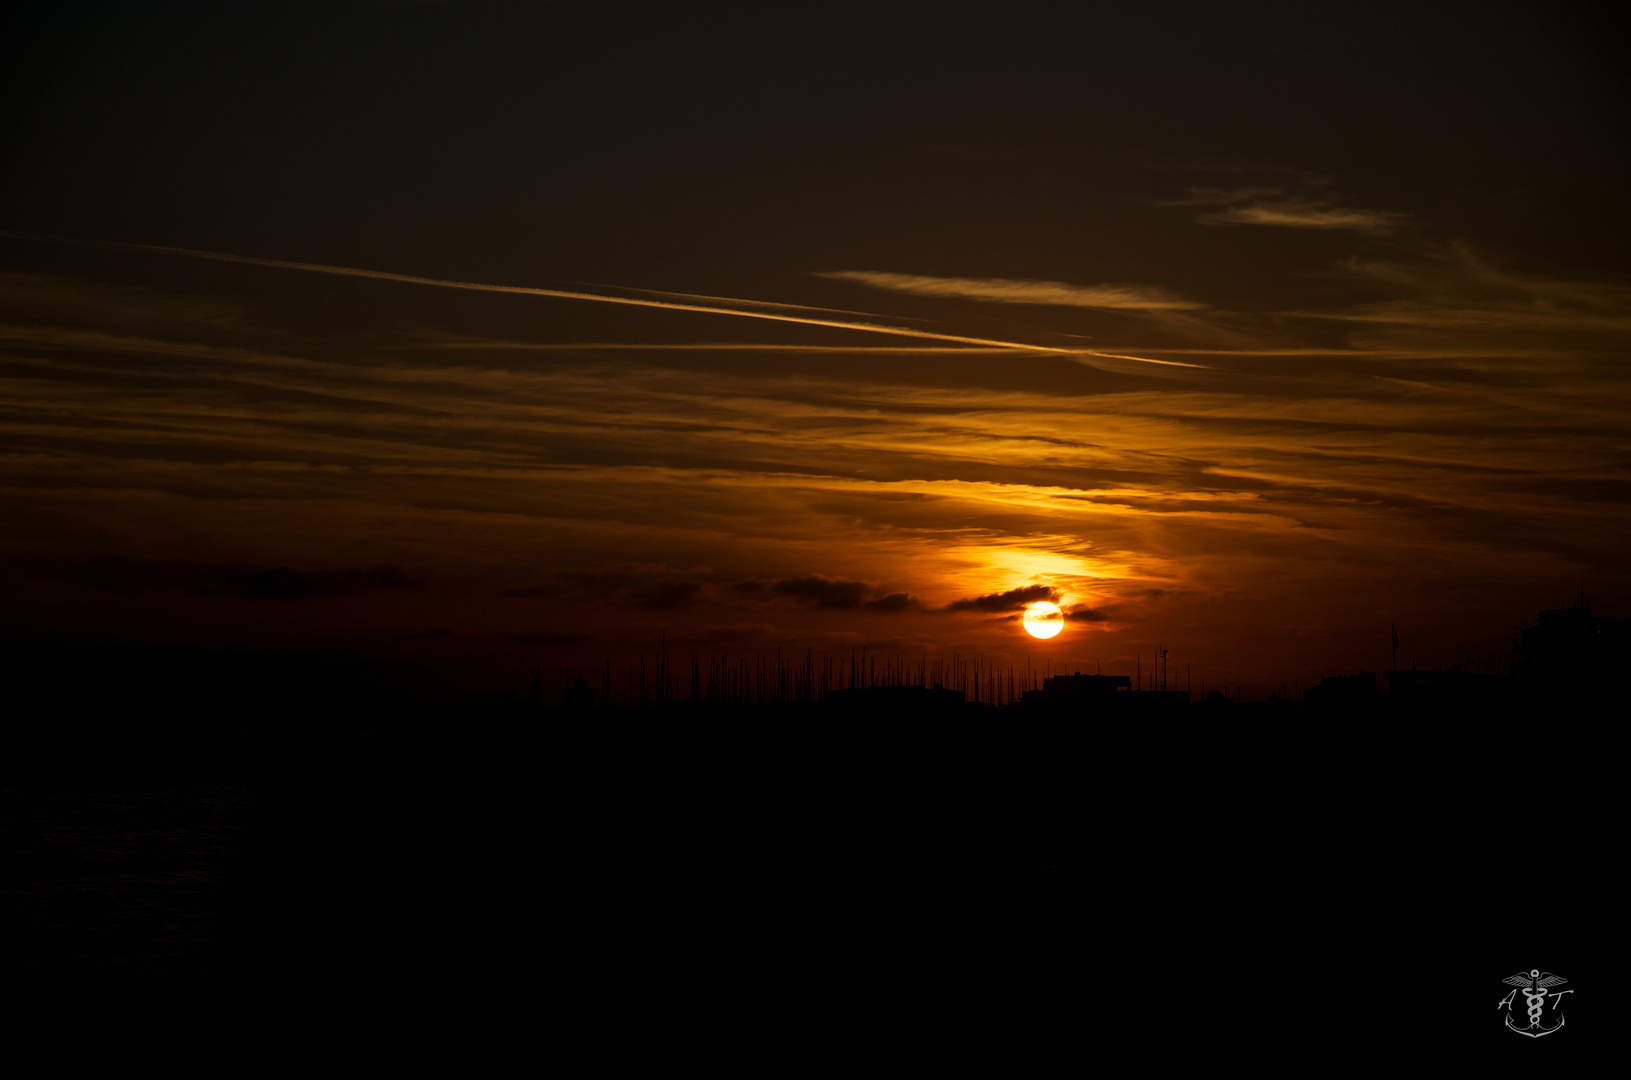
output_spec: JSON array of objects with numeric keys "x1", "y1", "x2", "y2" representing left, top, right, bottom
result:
[{"x1": 1022, "y1": 601, "x2": 1064, "y2": 639}]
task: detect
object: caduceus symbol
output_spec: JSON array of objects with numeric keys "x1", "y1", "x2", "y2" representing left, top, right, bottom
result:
[{"x1": 1501, "y1": 969, "x2": 1568, "y2": 1037}]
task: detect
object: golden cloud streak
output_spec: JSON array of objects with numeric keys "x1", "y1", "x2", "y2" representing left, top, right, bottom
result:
[{"x1": 814, "y1": 270, "x2": 1204, "y2": 310}]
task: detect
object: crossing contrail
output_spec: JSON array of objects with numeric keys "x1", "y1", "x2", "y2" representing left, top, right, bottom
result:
[{"x1": 0, "y1": 230, "x2": 1205, "y2": 366}]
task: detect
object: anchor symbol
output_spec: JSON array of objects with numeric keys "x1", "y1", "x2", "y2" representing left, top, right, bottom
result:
[
  {"x1": 1505, "y1": 1013, "x2": 1563, "y2": 1038},
  {"x1": 1501, "y1": 969, "x2": 1568, "y2": 1037}
]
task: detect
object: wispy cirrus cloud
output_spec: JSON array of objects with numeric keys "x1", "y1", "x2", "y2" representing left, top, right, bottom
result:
[
  {"x1": 1210, "y1": 202, "x2": 1409, "y2": 231},
  {"x1": 815, "y1": 270, "x2": 1204, "y2": 311},
  {"x1": 1156, "y1": 187, "x2": 1408, "y2": 232},
  {"x1": 1288, "y1": 244, "x2": 1631, "y2": 352}
]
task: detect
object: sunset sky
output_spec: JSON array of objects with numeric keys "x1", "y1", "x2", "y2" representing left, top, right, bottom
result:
[{"x1": 3, "y1": 3, "x2": 1628, "y2": 702}]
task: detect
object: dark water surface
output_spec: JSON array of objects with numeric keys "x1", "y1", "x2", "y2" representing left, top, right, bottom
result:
[
  {"x1": 2, "y1": 723, "x2": 542, "y2": 986},
  {"x1": 4, "y1": 747, "x2": 256, "y2": 976},
  {"x1": 2, "y1": 716, "x2": 1071, "y2": 989}
]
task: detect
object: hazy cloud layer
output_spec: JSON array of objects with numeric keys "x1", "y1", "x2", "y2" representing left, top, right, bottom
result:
[
  {"x1": 57, "y1": 558, "x2": 412, "y2": 599},
  {"x1": 732, "y1": 575, "x2": 918, "y2": 611},
  {"x1": 210, "y1": 566, "x2": 411, "y2": 599}
]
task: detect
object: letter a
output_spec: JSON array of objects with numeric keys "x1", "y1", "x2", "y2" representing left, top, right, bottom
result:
[{"x1": 1497, "y1": 989, "x2": 1516, "y2": 1010}]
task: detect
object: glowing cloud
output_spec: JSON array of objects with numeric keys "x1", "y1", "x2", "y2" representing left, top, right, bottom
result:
[{"x1": 1155, "y1": 187, "x2": 1409, "y2": 232}]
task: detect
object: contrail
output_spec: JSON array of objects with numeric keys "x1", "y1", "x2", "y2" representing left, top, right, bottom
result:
[
  {"x1": 544, "y1": 281, "x2": 919, "y2": 321},
  {"x1": 407, "y1": 342, "x2": 1022, "y2": 352},
  {"x1": 0, "y1": 230, "x2": 1205, "y2": 366}
]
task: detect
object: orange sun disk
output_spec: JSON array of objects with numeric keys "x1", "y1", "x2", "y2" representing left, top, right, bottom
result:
[{"x1": 1022, "y1": 601, "x2": 1064, "y2": 639}]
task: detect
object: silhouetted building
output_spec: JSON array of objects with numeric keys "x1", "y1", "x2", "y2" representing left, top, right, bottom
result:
[
  {"x1": 1384, "y1": 666, "x2": 1509, "y2": 712},
  {"x1": 1303, "y1": 671, "x2": 1376, "y2": 714},
  {"x1": 1294, "y1": 598, "x2": 1630, "y2": 718},
  {"x1": 1021, "y1": 672, "x2": 1188, "y2": 716},
  {"x1": 1021, "y1": 672, "x2": 1130, "y2": 707},
  {"x1": 1511, "y1": 601, "x2": 1631, "y2": 697}
]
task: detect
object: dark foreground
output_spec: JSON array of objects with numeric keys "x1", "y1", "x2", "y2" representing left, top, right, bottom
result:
[
  {"x1": 3, "y1": 710, "x2": 1083, "y2": 986},
  {"x1": 2, "y1": 707, "x2": 1620, "y2": 1063}
]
